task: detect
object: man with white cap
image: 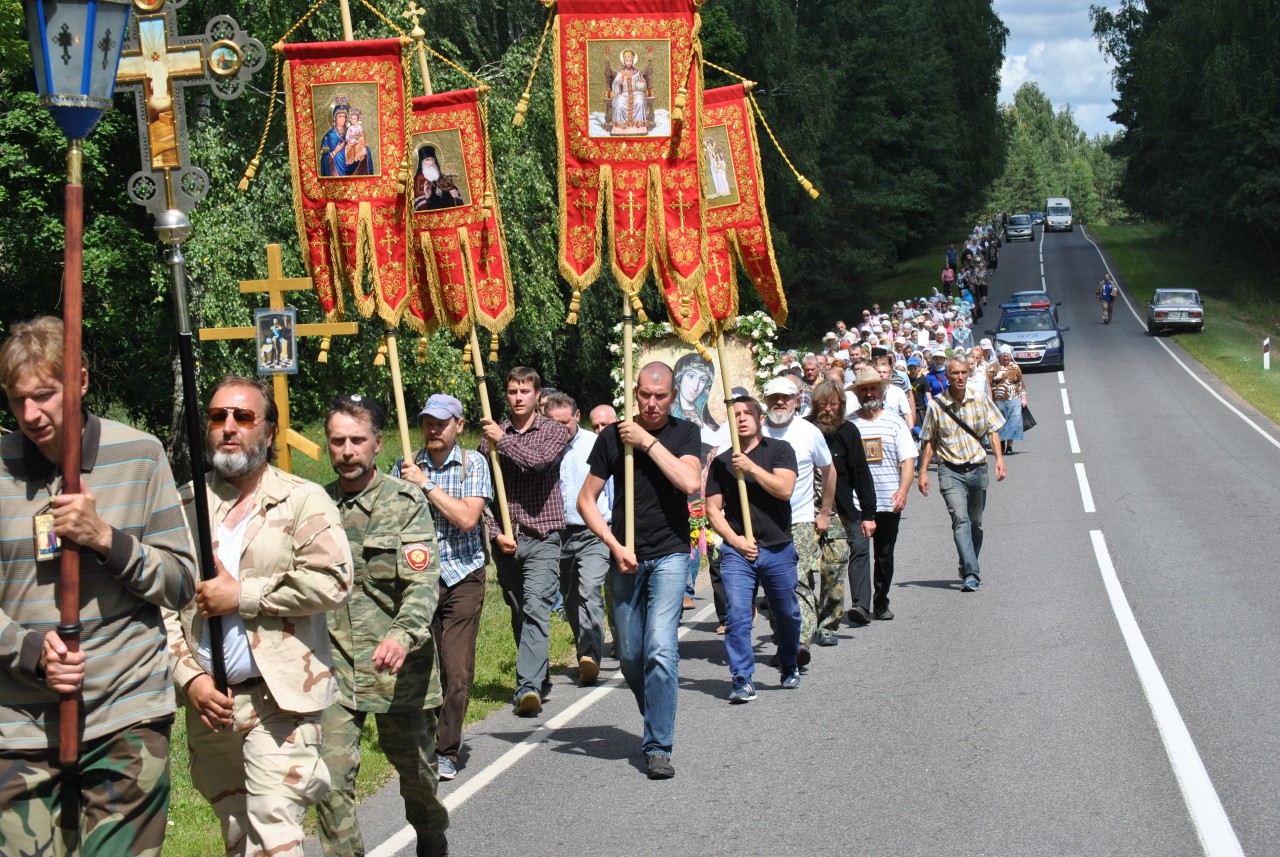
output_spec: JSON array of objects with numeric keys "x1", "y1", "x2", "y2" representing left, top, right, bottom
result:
[
  {"x1": 761, "y1": 376, "x2": 835, "y2": 659},
  {"x1": 978, "y1": 338, "x2": 996, "y2": 366},
  {"x1": 394, "y1": 393, "x2": 491, "y2": 780},
  {"x1": 848, "y1": 366, "x2": 918, "y2": 621}
]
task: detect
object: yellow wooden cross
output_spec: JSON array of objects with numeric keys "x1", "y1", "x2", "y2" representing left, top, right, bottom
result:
[{"x1": 198, "y1": 244, "x2": 358, "y2": 471}]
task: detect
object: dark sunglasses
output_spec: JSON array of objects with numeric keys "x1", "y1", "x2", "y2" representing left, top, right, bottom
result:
[{"x1": 207, "y1": 407, "x2": 261, "y2": 427}]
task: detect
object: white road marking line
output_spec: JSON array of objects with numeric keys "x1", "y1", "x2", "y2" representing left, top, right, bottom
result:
[
  {"x1": 1057, "y1": 370, "x2": 1065, "y2": 384},
  {"x1": 1075, "y1": 463, "x2": 1095, "y2": 512},
  {"x1": 1066, "y1": 419, "x2": 1080, "y2": 454},
  {"x1": 1079, "y1": 227, "x2": 1280, "y2": 453},
  {"x1": 1089, "y1": 531, "x2": 1245, "y2": 857},
  {"x1": 1060, "y1": 387, "x2": 1071, "y2": 415},
  {"x1": 366, "y1": 603, "x2": 720, "y2": 857}
]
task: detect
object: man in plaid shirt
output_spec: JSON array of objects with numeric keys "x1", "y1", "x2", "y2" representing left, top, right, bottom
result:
[
  {"x1": 479, "y1": 367, "x2": 570, "y2": 716},
  {"x1": 917, "y1": 357, "x2": 1006, "y2": 593},
  {"x1": 393, "y1": 393, "x2": 491, "y2": 780}
]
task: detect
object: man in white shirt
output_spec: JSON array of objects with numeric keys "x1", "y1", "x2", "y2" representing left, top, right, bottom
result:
[
  {"x1": 761, "y1": 377, "x2": 835, "y2": 661},
  {"x1": 543, "y1": 392, "x2": 612, "y2": 686},
  {"x1": 848, "y1": 367, "x2": 917, "y2": 621}
]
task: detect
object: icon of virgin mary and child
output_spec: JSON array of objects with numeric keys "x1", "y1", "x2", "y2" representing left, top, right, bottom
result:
[{"x1": 320, "y1": 96, "x2": 374, "y2": 177}]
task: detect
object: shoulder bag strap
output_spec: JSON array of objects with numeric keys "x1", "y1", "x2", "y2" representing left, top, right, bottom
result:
[{"x1": 937, "y1": 398, "x2": 988, "y2": 448}]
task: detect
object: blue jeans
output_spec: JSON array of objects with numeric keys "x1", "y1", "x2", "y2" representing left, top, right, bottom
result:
[
  {"x1": 685, "y1": 551, "x2": 700, "y2": 597},
  {"x1": 720, "y1": 543, "x2": 800, "y2": 679},
  {"x1": 937, "y1": 461, "x2": 989, "y2": 582},
  {"x1": 609, "y1": 553, "x2": 686, "y2": 758}
]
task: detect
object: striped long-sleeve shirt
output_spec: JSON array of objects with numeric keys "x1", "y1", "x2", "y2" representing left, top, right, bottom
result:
[{"x1": 0, "y1": 414, "x2": 197, "y2": 748}]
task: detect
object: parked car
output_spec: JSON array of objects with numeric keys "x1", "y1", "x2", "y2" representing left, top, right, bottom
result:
[
  {"x1": 1006, "y1": 214, "x2": 1035, "y2": 242},
  {"x1": 1008, "y1": 290, "x2": 1062, "y2": 321},
  {"x1": 986, "y1": 307, "x2": 1070, "y2": 371},
  {"x1": 1145, "y1": 288, "x2": 1204, "y2": 335},
  {"x1": 1030, "y1": 211, "x2": 1045, "y2": 225}
]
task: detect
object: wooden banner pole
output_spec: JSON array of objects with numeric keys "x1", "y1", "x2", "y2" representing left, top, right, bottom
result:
[
  {"x1": 715, "y1": 329, "x2": 753, "y2": 543},
  {"x1": 623, "y1": 292, "x2": 635, "y2": 552}
]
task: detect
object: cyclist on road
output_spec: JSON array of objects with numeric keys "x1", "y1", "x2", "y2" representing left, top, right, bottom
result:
[{"x1": 1096, "y1": 273, "x2": 1119, "y2": 324}]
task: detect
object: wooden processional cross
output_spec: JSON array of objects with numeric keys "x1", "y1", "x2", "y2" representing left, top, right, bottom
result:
[{"x1": 198, "y1": 245, "x2": 358, "y2": 472}]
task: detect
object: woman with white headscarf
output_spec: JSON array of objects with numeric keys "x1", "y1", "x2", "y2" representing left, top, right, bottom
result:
[{"x1": 987, "y1": 345, "x2": 1027, "y2": 454}]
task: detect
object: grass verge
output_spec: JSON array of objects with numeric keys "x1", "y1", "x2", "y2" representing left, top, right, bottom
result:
[
  {"x1": 164, "y1": 427, "x2": 577, "y2": 856},
  {"x1": 1089, "y1": 224, "x2": 1280, "y2": 425}
]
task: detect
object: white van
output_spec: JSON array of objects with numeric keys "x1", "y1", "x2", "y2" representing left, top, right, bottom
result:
[{"x1": 1045, "y1": 197, "x2": 1073, "y2": 231}]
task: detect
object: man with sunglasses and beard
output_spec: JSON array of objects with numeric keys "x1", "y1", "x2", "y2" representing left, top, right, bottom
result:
[
  {"x1": 806, "y1": 380, "x2": 877, "y2": 642},
  {"x1": 167, "y1": 375, "x2": 353, "y2": 857}
]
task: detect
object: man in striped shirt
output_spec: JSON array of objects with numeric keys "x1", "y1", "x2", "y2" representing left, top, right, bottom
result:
[
  {"x1": 0, "y1": 316, "x2": 197, "y2": 856},
  {"x1": 917, "y1": 357, "x2": 1006, "y2": 592}
]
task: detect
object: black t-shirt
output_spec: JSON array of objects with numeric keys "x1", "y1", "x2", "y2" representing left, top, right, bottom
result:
[
  {"x1": 705, "y1": 437, "x2": 796, "y2": 547},
  {"x1": 587, "y1": 417, "x2": 701, "y2": 561}
]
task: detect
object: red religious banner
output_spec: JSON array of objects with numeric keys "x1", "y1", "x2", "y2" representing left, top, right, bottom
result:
[
  {"x1": 408, "y1": 88, "x2": 515, "y2": 338},
  {"x1": 282, "y1": 39, "x2": 410, "y2": 325},
  {"x1": 656, "y1": 83, "x2": 787, "y2": 333},
  {"x1": 553, "y1": 0, "x2": 708, "y2": 340}
]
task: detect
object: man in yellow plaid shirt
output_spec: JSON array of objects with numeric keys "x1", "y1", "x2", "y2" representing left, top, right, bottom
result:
[{"x1": 916, "y1": 357, "x2": 1006, "y2": 592}]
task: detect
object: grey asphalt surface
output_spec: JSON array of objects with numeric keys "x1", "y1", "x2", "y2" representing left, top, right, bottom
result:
[{"x1": 306, "y1": 226, "x2": 1280, "y2": 857}]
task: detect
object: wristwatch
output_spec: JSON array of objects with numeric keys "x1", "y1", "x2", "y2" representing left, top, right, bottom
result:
[{"x1": 422, "y1": 480, "x2": 436, "y2": 495}]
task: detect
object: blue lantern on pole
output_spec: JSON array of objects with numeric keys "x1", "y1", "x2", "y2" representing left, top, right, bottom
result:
[
  {"x1": 23, "y1": 0, "x2": 132, "y2": 140},
  {"x1": 22, "y1": 0, "x2": 133, "y2": 767}
]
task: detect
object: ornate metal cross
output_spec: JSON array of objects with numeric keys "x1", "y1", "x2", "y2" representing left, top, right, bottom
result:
[{"x1": 115, "y1": 0, "x2": 264, "y2": 217}]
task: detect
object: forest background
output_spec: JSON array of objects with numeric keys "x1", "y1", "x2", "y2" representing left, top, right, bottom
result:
[{"x1": 3, "y1": 0, "x2": 1269, "y2": 470}]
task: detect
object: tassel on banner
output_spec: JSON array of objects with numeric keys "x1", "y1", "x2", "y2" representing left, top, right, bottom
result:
[
  {"x1": 694, "y1": 341, "x2": 711, "y2": 361},
  {"x1": 462, "y1": 338, "x2": 472, "y2": 371},
  {"x1": 374, "y1": 340, "x2": 388, "y2": 367},
  {"x1": 317, "y1": 336, "x2": 332, "y2": 363},
  {"x1": 566, "y1": 289, "x2": 582, "y2": 325},
  {"x1": 238, "y1": 157, "x2": 260, "y2": 192},
  {"x1": 512, "y1": 5, "x2": 554, "y2": 128},
  {"x1": 628, "y1": 290, "x2": 649, "y2": 324},
  {"x1": 671, "y1": 86, "x2": 688, "y2": 126},
  {"x1": 417, "y1": 336, "x2": 428, "y2": 364},
  {"x1": 488, "y1": 332, "x2": 499, "y2": 364}
]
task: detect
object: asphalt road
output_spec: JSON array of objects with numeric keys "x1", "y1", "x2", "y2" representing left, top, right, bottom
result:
[{"x1": 307, "y1": 226, "x2": 1279, "y2": 857}]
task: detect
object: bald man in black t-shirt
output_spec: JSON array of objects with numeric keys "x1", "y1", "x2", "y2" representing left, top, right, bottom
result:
[{"x1": 578, "y1": 363, "x2": 701, "y2": 781}]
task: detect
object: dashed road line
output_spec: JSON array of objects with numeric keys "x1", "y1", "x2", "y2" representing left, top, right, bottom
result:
[
  {"x1": 1074, "y1": 462, "x2": 1095, "y2": 513},
  {"x1": 1066, "y1": 419, "x2": 1080, "y2": 454}
]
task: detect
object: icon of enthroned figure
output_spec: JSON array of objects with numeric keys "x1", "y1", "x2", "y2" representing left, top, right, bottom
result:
[{"x1": 606, "y1": 49, "x2": 655, "y2": 136}]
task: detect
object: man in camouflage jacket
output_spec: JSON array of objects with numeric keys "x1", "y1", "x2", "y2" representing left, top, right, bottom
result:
[
  {"x1": 165, "y1": 376, "x2": 353, "y2": 857},
  {"x1": 318, "y1": 395, "x2": 448, "y2": 857}
]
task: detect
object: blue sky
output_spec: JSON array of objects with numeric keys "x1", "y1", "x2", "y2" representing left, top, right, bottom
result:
[{"x1": 994, "y1": 0, "x2": 1122, "y2": 138}]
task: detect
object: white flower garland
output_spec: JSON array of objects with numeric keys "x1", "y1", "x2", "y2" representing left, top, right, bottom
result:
[{"x1": 610, "y1": 311, "x2": 780, "y2": 406}]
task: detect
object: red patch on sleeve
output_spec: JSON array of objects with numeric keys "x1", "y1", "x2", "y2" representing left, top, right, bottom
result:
[{"x1": 404, "y1": 543, "x2": 431, "y2": 570}]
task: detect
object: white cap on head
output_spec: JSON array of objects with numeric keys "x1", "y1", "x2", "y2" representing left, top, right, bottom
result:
[
  {"x1": 980, "y1": 337, "x2": 993, "y2": 351},
  {"x1": 762, "y1": 376, "x2": 799, "y2": 397},
  {"x1": 998, "y1": 344, "x2": 1013, "y2": 355}
]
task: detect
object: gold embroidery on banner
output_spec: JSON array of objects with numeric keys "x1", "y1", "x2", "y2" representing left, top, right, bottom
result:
[{"x1": 704, "y1": 99, "x2": 759, "y2": 231}]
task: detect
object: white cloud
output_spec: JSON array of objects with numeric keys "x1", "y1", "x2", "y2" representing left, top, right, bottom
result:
[{"x1": 993, "y1": 2, "x2": 1122, "y2": 137}]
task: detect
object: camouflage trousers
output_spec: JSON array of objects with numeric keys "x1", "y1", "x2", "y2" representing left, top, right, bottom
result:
[
  {"x1": 791, "y1": 522, "x2": 821, "y2": 646},
  {"x1": 317, "y1": 706, "x2": 449, "y2": 857},
  {"x1": 186, "y1": 682, "x2": 330, "y2": 857},
  {"x1": 813, "y1": 515, "x2": 851, "y2": 634},
  {"x1": 0, "y1": 718, "x2": 171, "y2": 857}
]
